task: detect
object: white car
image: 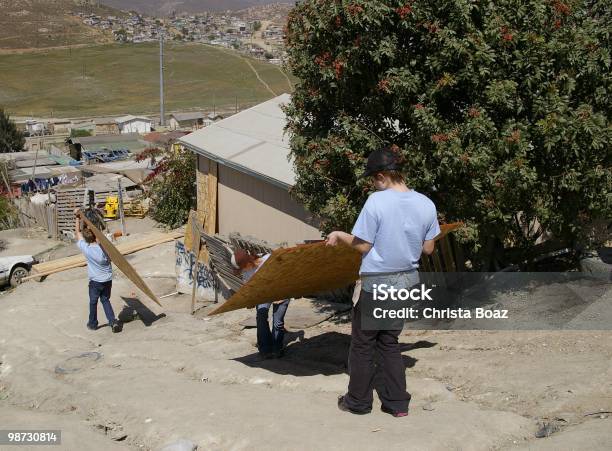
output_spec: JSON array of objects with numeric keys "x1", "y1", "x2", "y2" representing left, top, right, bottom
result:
[{"x1": 0, "y1": 255, "x2": 35, "y2": 288}]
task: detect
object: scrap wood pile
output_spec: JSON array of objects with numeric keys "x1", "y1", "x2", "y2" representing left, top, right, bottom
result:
[
  {"x1": 25, "y1": 230, "x2": 184, "y2": 280},
  {"x1": 183, "y1": 211, "x2": 275, "y2": 295},
  {"x1": 199, "y1": 232, "x2": 244, "y2": 293}
]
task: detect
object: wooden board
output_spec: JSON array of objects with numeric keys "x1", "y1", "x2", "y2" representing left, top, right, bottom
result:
[
  {"x1": 205, "y1": 161, "x2": 217, "y2": 235},
  {"x1": 209, "y1": 242, "x2": 362, "y2": 315},
  {"x1": 209, "y1": 222, "x2": 463, "y2": 316},
  {"x1": 23, "y1": 231, "x2": 184, "y2": 280},
  {"x1": 79, "y1": 211, "x2": 163, "y2": 307}
]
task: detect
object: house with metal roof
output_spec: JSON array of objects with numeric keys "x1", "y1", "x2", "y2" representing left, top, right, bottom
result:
[
  {"x1": 168, "y1": 112, "x2": 206, "y2": 131},
  {"x1": 115, "y1": 115, "x2": 153, "y2": 134},
  {"x1": 179, "y1": 93, "x2": 322, "y2": 246}
]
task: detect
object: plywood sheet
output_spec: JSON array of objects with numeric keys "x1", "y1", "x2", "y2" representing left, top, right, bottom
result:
[
  {"x1": 79, "y1": 211, "x2": 163, "y2": 307},
  {"x1": 209, "y1": 242, "x2": 361, "y2": 315},
  {"x1": 209, "y1": 222, "x2": 463, "y2": 316}
]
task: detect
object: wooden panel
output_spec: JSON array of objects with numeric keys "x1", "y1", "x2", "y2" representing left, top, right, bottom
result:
[
  {"x1": 439, "y1": 235, "x2": 456, "y2": 272},
  {"x1": 210, "y1": 222, "x2": 463, "y2": 316},
  {"x1": 79, "y1": 211, "x2": 163, "y2": 307},
  {"x1": 206, "y1": 161, "x2": 218, "y2": 235},
  {"x1": 209, "y1": 242, "x2": 361, "y2": 315}
]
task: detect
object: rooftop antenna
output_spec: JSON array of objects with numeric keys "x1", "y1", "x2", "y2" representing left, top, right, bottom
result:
[{"x1": 159, "y1": 31, "x2": 165, "y2": 127}]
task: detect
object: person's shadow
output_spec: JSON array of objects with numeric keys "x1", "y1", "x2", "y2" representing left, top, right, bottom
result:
[
  {"x1": 233, "y1": 331, "x2": 436, "y2": 377},
  {"x1": 118, "y1": 296, "x2": 166, "y2": 327}
]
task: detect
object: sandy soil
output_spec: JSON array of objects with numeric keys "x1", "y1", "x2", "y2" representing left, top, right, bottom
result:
[{"x1": 0, "y1": 237, "x2": 610, "y2": 450}]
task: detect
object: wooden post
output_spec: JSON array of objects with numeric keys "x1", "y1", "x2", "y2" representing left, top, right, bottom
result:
[
  {"x1": 117, "y1": 178, "x2": 126, "y2": 236},
  {"x1": 191, "y1": 242, "x2": 202, "y2": 315},
  {"x1": 31, "y1": 147, "x2": 40, "y2": 190},
  {"x1": 190, "y1": 215, "x2": 203, "y2": 315},
  {"x1": 205, "y1": 161, "x2": 218, "y2": 235}
]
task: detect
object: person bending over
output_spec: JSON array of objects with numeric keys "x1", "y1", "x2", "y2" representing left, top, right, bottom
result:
[{"x1": 231, "y1": 249, "x2": 289, "y2": 359}]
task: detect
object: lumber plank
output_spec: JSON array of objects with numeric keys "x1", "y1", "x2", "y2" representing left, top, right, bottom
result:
[
  {"x1": 205, "y1": 161, "x2": 217, "y2": 235},
  {"x1": 24, "y1": 231, "x2": 183, "y2": 280}
]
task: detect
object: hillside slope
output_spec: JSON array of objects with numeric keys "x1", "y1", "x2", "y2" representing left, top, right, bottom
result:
[
  {"x1": 100, "y1": 0, "x2": 277, "y2": 16},
  {"x1": 0, "y1": 42, "x2": 295, "y2": 117},
  {"x1": 0, "y1": 0, "x2": 122, "y2": 50}
]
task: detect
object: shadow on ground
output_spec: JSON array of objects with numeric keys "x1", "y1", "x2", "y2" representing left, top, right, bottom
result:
[
  {"x1": 118, "y1": 296, "x2": 166, "y2": 327},
  {"x1": 234, "y1": 331, "x2": 437, "y2": 377}
]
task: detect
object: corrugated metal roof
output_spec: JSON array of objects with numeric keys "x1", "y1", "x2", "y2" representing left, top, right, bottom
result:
[
  {"x1": 74, "y1": 133, "x2": 142, "y2": 145},
  {"x1": 179, "y1": 93, "x2": 294, "y2": 189},
  {"x1": 115, "y1": 115, "x2": 152, "y2": 124},
  {"x1": 171, "y1": 112, "x2": 205, "y2": 122}
]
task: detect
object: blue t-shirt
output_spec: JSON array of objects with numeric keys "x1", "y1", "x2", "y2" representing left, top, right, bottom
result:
[
  {"x1": 77, "y1": 239, "x2": 113, "y2": 282},
  {"x1": 351, "y1": 189, "x2": 440, "y2": 274}
]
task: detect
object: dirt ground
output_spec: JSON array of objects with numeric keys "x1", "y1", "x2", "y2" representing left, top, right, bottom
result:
[{"x1": 0, "y1": 230, "x2": 610, "y2": 450}]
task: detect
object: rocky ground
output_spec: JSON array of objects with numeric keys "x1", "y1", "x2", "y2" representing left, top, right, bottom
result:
[{"x1": 0, "y1": 228, "x2": 610, "y2": 450}]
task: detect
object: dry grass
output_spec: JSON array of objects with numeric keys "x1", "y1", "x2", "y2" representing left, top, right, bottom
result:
[{"x1": 0, "y1": 42, "x2": 295, "y2": 117}]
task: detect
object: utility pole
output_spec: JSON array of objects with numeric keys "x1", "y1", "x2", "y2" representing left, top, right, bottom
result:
[{"x1": 159, "y1": 32, "x2": 165, "y2": 127}]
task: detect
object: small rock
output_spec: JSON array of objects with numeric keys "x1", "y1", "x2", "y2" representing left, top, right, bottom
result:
[
  {"x1": 111, "y1": 433, "x2": 127, "y2": 441},
  {"x1": 446, "y1": 385, "x2": 455, "y2": 391},
  {"x1": 159, "y1": 438, "x2": 198, "y2": 451},
  {"x1": 535, "y1": 422, "x2": 560, "y2": 438},
  {"x1": 371, "y1": 428, "x2": 381, "y2": 433},
  {"x1": 422, "y1": 403, "x2": 435, "y2": 411},
  {"x1": 144, "y1": 418, "x2": 152, "y2": 423}
]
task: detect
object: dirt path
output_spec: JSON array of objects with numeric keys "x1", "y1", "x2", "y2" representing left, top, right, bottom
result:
[
  {"x1": 0, "y1": 240, "x2": 610, "y2": 450},
  {"x1": 218, "y1": 46, "x2": 278, "y2": 97}
]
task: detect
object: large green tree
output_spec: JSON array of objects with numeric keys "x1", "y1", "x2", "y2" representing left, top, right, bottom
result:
[
  {"x1": 0, "y1": 109, "x2": 25, "y2": 153},
  {"x1": 284, "y1": 0, "x2": 610, "y2": 266}
]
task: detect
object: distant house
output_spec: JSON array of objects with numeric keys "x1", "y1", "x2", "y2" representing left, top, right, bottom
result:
[
  {"x1": 49, "y1": 119, "x2": 71, "y2": 135},
  {"x1": 115, "y1": 115, "x2": 153, "y2": 134},
  {"x1": 25, "y1": 120, "x2": 47, "y2": 136},
  {"x1": 94, "y1": 117, "x2": 120, "y2": 135},
  {"x1": 71, "y1": 120, "x2": 95, "y2": 135},
  {"x1": 168, "y1": 112, "x2": 205, "y2": 130}
]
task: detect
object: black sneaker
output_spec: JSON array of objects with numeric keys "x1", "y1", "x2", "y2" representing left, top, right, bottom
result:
[
  {"x1": 337, "y1": 396, "x2": 371, "y2": 415},
  {"x1": 111, "y1": 322, "x2": 122, "y2": 333},
  {"x1": 87, "y1": 324, "x2": 97, "y2": 331}
]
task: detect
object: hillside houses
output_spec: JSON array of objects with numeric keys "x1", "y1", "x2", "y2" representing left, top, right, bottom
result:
[{"x1": 73, "y1": 10, "x2": 287, "y2": 61}]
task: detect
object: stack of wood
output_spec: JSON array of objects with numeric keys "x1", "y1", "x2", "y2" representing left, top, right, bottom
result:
[
  {"x1": 55, "y1": 188, "x2": 86, "y2": 235},
  {"x1": 229, "y1": 232, "x2": 274, "y2": 256},
  {"x1": 199, "y1": 232, "x2": 244, "y2": 293}
]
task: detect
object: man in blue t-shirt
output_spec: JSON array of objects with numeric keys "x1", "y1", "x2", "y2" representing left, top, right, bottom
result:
[
  {"x1": 327, "y1": 145, "x2": 440, "y2": 417},
  {"x1": 75, "y1": 210, "x2": 121, "y2": 333}
]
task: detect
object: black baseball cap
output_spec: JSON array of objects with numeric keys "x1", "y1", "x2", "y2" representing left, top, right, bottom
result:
[{"x1": 361, "y1": 145, "x2": 403, "y2": 178}]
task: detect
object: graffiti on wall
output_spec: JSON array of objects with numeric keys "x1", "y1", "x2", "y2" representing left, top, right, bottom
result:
[{"x1": 175, "y1": 241, "x2": 216, "y2": 300}]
